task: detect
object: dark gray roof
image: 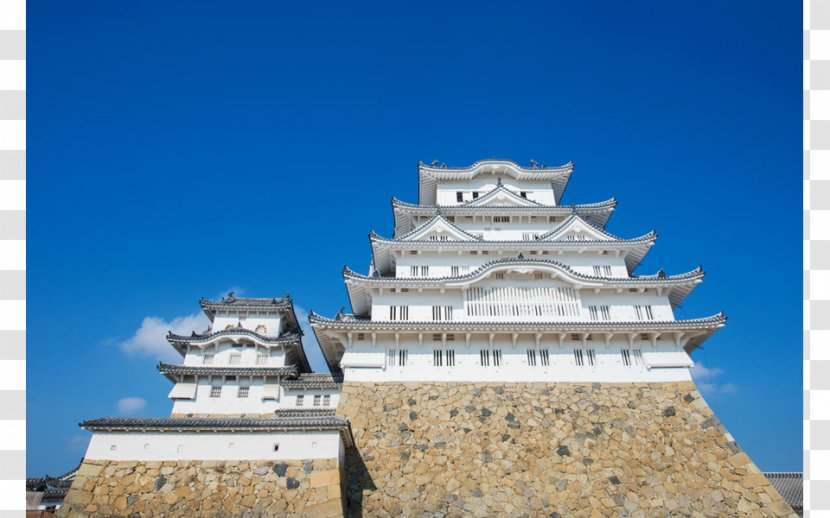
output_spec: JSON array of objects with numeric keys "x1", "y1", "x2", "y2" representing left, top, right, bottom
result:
[
  {"x1": 200, "y1": 295, "x2": 292, "y2": 314},
  {"x1": 281, "y1": 373, "x2": 344, "y2": 390},
  {"x1": 167, "y1": 329, "x2": 302, "y2": 345},
  {"x1": 80, "y1": 417, "x2": 353, "y2": 446},
  {"x1": 27, "y1": 462, "x2": 79, "y2": 494},
  {"x1": 43, "y1": 488, "x2": 69, "y2": 500},
  {"x1": 274, "y1": 408, "x2": 337, "y2": 418},
  {"x1": 157, "y1": 362, "x2": 298, "y2": 381},
  {"x1": 764, "y1": 472, "x2": 802, "y2": 511}
]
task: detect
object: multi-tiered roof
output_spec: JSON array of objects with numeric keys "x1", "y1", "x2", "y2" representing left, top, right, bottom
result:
[{"x1": 311, "y1": 159, "x2": 725, "y2": 377}]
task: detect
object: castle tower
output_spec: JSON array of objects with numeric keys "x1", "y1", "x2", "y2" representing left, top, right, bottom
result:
[
  {"x1": 59, "y1": 295, "x2": 350, "y2": 518},
  {"x1": 312, "y1": 159, "x2": 796, "y2": 517}
]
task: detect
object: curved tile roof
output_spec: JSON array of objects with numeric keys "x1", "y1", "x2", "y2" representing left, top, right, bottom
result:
[
  {"x1": 763, "y1": 472, "x2": 802, "y2": 511},
  {"x1": 167, "y1": 329, "x2": 302, "y2": 345},
  {"x1": 156, "y1": 362, "x2": 298, "y2": 380}
]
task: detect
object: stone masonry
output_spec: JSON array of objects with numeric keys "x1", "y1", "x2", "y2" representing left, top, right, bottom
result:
[
  {"x1": 337, "y1": 381, "x2": 796, "y2": 518},
  {"x1": 57, "y1": 458, "x2": 344, "y2": 518}
]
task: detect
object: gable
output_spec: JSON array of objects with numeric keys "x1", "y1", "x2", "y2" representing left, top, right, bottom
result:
[
  {"x1": 465, "y1": 187, "x2": 541, "y2": 208},
  {"x1": 537, "y1": 215, "x2": 616, "y2": 242},
  {"x1": 400, "y1": 216, "x2": 479, "y2": 242}
]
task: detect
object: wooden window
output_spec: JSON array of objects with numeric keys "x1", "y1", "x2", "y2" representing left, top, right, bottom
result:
[
  {"x1": 432, "y1": 305, "x2": 453, "y2": 321},
  {"x1": 434, "y1": 350, "x2": 444, "y2": 367},
  {"x1": 210, "y1": 386, "x2": 222, "y2": 398},
  {"x1": 313, "y1": 395, "x2": 322, "y2": 406},
  {"x1": 357, "y1": 333, "x2": 365, "y2": 340},
  {"x1": 493, "y1": 350, "x2": 502, "y2": 366},
  {"x1": 296, "y1": 395, "x2": 304, "y2": 407},
  {"x1": 480, "y1": 349, "x2": 490, "y2": 367},
  {"x1": 446, "y1": 349, "x2": 455, "y2": 366},
  {"x1": 494, "y1": 216, "x2": 509, "y2": 223},
  {"x1": 237, "y1": 386, "x2": 249, "y2": 398},
  {"x1": 229, "y1": 353, "x2": 241, "y2": 365},
  {"x1": 256, "y1": 354, "x2": 268, "y2": 365},
  {"x1": 323, "y1": 395, "x2": 331, "y2": 406},
  {"x1": 203, "y1": 354, "x2": 214, "y2": 365}
]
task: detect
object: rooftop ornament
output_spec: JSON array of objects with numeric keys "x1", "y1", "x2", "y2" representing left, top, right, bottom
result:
[{"x1": 530, "y1": 159, "x2": 540, "y2": 169}]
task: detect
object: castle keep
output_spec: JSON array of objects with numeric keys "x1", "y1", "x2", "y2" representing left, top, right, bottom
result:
[{"x1": 60, "y1": 159, "x2": 795, "y2": 516}]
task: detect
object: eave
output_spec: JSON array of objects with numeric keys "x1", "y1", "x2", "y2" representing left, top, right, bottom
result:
[
  {"x1": 344, "y1": 259, "x2": 704, "y2": 314},
  {"x1": 79, "y1": 417, "x2": 354, "y2": 447},
  {"x1": 166, "y1": 329, "x2": 310, "y2": 372},
  {"x1": 156, "y1": 362, "x2": 298, "y2": 383},
  {"x1": 369, "y1": 229, "x2": 656, "y2": 276},
  {"x1": 391, "y1": 198, "x2": 617, "y2": 236},
  {"x1": 310, "y1": 312, "x2": 727, "y2": 368}
]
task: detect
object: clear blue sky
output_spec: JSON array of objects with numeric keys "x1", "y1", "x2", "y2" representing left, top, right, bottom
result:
[{"x1": 27, "y1": 1, "x2": 801, "y2": 475}]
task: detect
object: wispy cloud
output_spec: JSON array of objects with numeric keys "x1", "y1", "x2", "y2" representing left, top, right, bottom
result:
[
  {"x1": 691, "y1": 361, "x2": 737, "y2": 396},
  {"x1": 68, "y1": 435, "x2": 90, "y2": 454},
  {"x1": 119, "y1": 313, "x2": 210, "y2": 361},
  {"x1": 117, "y1": 397, "x2": 147, "y2": 415}
]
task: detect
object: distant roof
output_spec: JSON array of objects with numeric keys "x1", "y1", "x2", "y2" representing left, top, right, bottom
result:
[
  {"x1": 273, "y1": 408, "x2": 337, "y2": 418},
  {"x1": 764, "y1": 472, "x2": 802, "y2": 511},
  {"x1": 199, "y1": 294, "x2": 294, "y2": 318},
  {"x1": 281, "y1": 373, "x2": 344, "y2": 390},
  {"x1": 157, "y1": 362, "x2": 298, "y2": 381},
  {"x1": 80, "y1": 417, "x2": 353, "y2": 447}
]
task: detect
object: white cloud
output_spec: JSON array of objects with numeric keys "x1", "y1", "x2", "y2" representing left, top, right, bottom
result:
[
  {"x1": 117, "y1": 397, "x2": 147, "y2": 415},
  {"x1": 690, "y1": 362, "x2": 723, "y2": 381},
  {"x1": 691, "y1": 361, "x2": 737, "y2": 396},
  {"x1": 119, "y1": 312, "x2": 210, "y2": 361},
  {"x1": 293, "y1": 305, "x2": 328, "y2": 372}
]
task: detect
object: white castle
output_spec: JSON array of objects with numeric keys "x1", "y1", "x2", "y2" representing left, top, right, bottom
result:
[
  {"x1": 60, "y1": 159, "x2": 800, "y2": 518},
  {"x1": 310, "y1": 159, "x2": 724, "y2": 383}
]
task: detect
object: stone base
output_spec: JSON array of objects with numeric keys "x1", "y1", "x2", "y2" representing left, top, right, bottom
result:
[
  {"x1": 336, "y1": 381, "x2": 796, "y2": 517},
  {"x1": 57, "y1": 459, "x2": 344, "y2": 518}
]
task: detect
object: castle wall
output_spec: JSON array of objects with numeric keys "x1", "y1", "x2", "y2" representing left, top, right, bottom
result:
[
  {"x1": 57, "y1": 458, "x2": 344, "y2": 518},
  {"x1": 336, "y1": 381, "x2": 796, "y2": 517}
]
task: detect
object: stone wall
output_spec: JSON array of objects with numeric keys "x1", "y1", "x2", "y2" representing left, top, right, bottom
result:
[
  {"x1": 336, "y1": 381, "x2": 796, "y2": 517},
  {"x1": 57, "y1": 458, "x2": 344, "y2": 518}
]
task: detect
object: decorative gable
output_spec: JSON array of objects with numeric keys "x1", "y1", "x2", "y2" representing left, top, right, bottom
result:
[
  {"x1": 536, "y1": 214, "x2": 618, "y2": 242},
  {"x1": 465, "y1": 186, "x2": 541, "y2": 208},
  {"x1": 398, "y1": 215, "x2": 480, "y2": 242}
]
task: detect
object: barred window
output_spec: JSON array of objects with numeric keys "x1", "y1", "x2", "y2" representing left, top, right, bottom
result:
[
  {"x1": 432, "y1": 305, "x2": 453, "y2": 321},
  {"x1": 229, "y1": 353, "x2": 241, "y2": 365},
  {"x1": 633, "y1": 349, "x2": 643, "y2": 366},
  {"x1": 203, "y1": 354, "x2": 214, "y2": 365},
  {"x1": 314, "y1": 395, "x2": 321, "y2": 406},
  {"x1": 593, "y1": 265, "x2": 612, "y2": 276},
  {"x1": 574, "y1": 349, "x2": 584, "y2": 367},
  {"x1": 494, "y1": 216, "x2": 509, "y2": 223},
  {"x1": 399, "y1": 349, "x2": 408, "y2": 366},
  {"x1": 446, "y1": 349, "x2": 455, "y2": 366},
  {"x1": 451, "y1": 266, "x2": 459, "y2": 276},
  {"x1": 389, "y1": 305, "x2": 409, "y2": 321},
  {"x1": 527, "y1": 349, "x2": 537, "y2": 366},
  {"x1": 237, "y1": 386, "x2": 249, "y2": 398},
  {"x1": 296, "y1": 395, "x2": 304, "y2": 407},
  {"x1": 635, "y1": 305, "x2": 654, "y2": 320},
  {"x1": 493, "y1": 349, "x2": 502, "y2": 366},
  {"x1": 210, "y1": 386, "x2": 222, "y2": 398},
  {"x1": 434, "y1": 350, "x2": 444, "y2": 367},
  {"x1": 389, "y1": 348, "x2": 408, "y2": 366},
  {"x1": 540, "y1": 349, "x2": 550, "y2": 366},
  {"x1": 587, "y1": 349, "x2": 596, "y2": 366},
  {"x1": 480, "y1": 349, "x2": 490, "y2": 367},
  {"x1": 472, "y1": 192, "x2": 479, "y2": 199},
  {"x1": 621, "y1": 349, "x2": 632, "y2": 366},
  {"x1": 256, "y1": 354, "x2": 268, "y2": 365},
  {"x1": 588, "y1": 305, "x2": 611, "y2": 321},
  {"x1": 323, "y1": 395, "x2": 331, "y2": 406}
]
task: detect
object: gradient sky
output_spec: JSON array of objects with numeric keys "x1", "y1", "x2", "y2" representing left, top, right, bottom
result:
[{"x1": 27, "y1": 1, "x2": 801, "y2": 476}]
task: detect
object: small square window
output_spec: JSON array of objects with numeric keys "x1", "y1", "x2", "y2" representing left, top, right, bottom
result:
[
  {"x1": 296, "y1": 395, "x2": 304, "y2": 407},
  {"x1": 210, "y1": 386, "x2": 222, "y2": 398},
  {"x1": 238, "y1": 386, "x2": 249, "y2": 398},
  {"x1": 323, "y1": 395, "x2": 331, "y2": 406},
  {"x1": 314, "y1": 395, "x2": 322, "y2": 406}
]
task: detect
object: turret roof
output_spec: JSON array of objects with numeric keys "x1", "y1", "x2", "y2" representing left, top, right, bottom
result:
[
  {"x1": 418, "y1": 159, "x2": 573, "y2": 205},
  {"x1": 156, "y1": 362, "x2": 298, "y2": 382}
]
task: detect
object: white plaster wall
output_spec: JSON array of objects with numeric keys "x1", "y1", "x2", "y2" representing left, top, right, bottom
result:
[
  {"x1": 85, "y1": 431, "x2": 343, "y2": 461},
  {"x1": 368, "y1": 281, "x2": 674, "y2": 323},
  {"x1": 183, "y1": 342, "x2": 286, "y2": 367},
  {"x1": 171, "y1": 379, "x2": 281, "y2": 415},
  {"x1": 436, "y1": 179, "x2": 557, "y2": 205},
  {"x1": 212, "y1": 311, "x2": 283, "y2": 336},
  {"x1": 279, "y1": 390, "x2": 341, "y2": 409},
  {"x1": 340, "y1": 336, "x2": 693, "y2": 383}
]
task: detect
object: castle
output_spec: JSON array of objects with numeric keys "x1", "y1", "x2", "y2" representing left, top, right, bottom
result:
[{"x1": 58, "y1": 159, "x2": 796, "y2": 517}]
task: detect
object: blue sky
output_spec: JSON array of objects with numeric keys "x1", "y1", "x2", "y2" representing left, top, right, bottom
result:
[{"x1": 27, "y1": 1, "x2": 800, "y2": 475}]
